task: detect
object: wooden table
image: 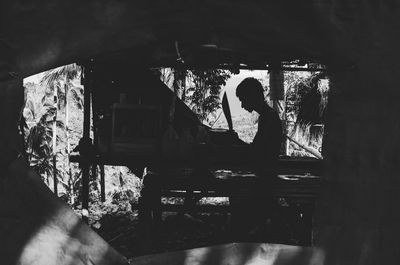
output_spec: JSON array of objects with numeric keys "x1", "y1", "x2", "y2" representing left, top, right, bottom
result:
[
  {"x1": 70, "y1": 154, "x2": 322, "y2": 203},
  {"x1": 138, "y1": 169, "x2": 321, "y2": 250}
]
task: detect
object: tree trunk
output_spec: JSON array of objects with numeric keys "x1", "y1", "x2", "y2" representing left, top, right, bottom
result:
[
  {"x1": 181, "y1": 71, "x2": 186, "y2": 102},
  {"x1": 64, "y1": 81, "x2": 73, "y2": 204},
  {"x1": 52, "y1": 83, "x2": 58, "y2": 196}
]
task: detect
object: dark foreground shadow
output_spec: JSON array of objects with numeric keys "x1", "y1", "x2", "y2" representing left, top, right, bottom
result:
[
  {"x1": 0, "y1": 158, "x2": 128, "y2": 265},
  {"x1": 130, "y1": 242, "x2": 323, "y2": 265}
]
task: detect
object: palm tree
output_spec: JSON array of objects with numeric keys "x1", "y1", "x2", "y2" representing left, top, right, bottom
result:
[
  {"x1": 24, "y1": 101, "x2": 63, "y2": 185},
  {"x1": 40, "y1": 63, "x2": 82, "y2": 195}
]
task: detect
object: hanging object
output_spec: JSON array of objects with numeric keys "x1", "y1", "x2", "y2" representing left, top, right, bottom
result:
[
  {"x1": 175, "y1": 41, "x2": 184, "y2": 64},
  {"x1": 269, "y1": 61, "x2": 284, "y2": 101}
]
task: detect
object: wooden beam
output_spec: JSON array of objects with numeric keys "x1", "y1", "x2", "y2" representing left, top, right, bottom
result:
[
  {"x1": 150, "y1": 65, "x2": 326, "y2": 72},
  {"x1": 100, "y1": 165, "x2": 105, "y2": 202},
  {"x1": 80, "y1": 62, "x2": 93, "y2": 223}
]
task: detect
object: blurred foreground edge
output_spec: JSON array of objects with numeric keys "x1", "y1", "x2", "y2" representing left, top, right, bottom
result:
[
  {"x1": 0, "y1": 158, "x2": 128, "y2": 265},
  {"x1": 130, "y1": 243, "x2": 323, "y2": 265}
]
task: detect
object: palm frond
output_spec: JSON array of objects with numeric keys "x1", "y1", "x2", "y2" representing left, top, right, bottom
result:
[
  {"x1": 24, "y1": 99, "x2": 37, "y2": 120},
  {"x1": 57, "y1": 85, "x2": 66, "y2": 109},
  {"x1": 55, "y1": 120, "x2": 64, "y2": 128},
  {"x1": 41, "y1": 95, "x2": 47, "y2": 104},
  {"x1": 42, "y1": 120, "x2": 64, "y2": 132},
  {"x1": 70, "y1": 88, "x2": 84, "y2": 110},
  {"x1": 40, "y1": 107, "x2": 56, "y2": 123},
  {"x1": 40, "y1": 63, "x2": 81, "y2": 88}
]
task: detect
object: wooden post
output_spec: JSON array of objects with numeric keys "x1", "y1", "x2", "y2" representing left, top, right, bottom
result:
[
  {"x1": 80, "y1": 61, "x2": 93, "y2": 223},
  {"x1": 100, "y1": 165, "x2": 105, "y2": 202},
  {"x1": 269, "y1": 61, "x2": 287, "y2": 154},
  {"x1": 53, "y1": 82, "x2": 58, "y2": 196},
  {"x1": 91, "y1": 86, "x2": 105, "y2": 203},
  {"x1": 269, "y1": 61, "x2": 284, "y2": 114},
  {"x1": 64, "y1": 81, "x2": 74, "y2": 203},
  {"x1": 53, "y1": 154, "x2": 58, "y2": 195}
]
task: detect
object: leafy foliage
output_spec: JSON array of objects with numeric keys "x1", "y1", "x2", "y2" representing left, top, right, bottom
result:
[
  {"x1": 41, "y1": 64, "x2": 81, "y2": 88},
  {"x1": 186, "y1": 69, "x2": 232, "y2": 123},
  {"x1": 284, "y1": 71, "x2": 328, "y2": 158},
  {"x1": 285, "y1": 71, "x2": 327, "y2": 124},
  {"x1": 156, "y1": 68, "x2": 234, "y2": 123},
  {"x1": 40, "y1": 64, "x2": 82, "y2": 111},
  {"x1": 69, "y1": 87, "x2": 84, "y2": 110},
  {"x1": 39, "y1": 63, "x2": 83, "y2": 202},
  {"x1": 25, "y1": 105, "x2": 63, "y2": 184},
  {"x1": 23, "y1": 64, "x2": 83, "y2": 201}
]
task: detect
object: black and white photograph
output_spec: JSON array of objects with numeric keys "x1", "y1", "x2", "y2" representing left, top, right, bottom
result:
[{"x1": 0, "y1": 1, "x2": 399, "y2": 264}]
